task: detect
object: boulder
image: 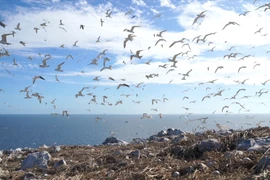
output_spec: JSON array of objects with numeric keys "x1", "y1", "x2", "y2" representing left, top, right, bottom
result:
[
  {"x1": 167, "y1": 128, "x2": 185, "y2": 136},
  {"x1": 237, "y1": 138, "x2": 256, "y2": 150},
  {"x1": 21, "y1": 151, "x2": 51, "y2": 170},
  {"x1": 102, "y1": 137, "x2": 128, "y2": 145},
  {"x1": 24, "y1": 172, "x2": 36, "y2": 180},
  {"x1": 54, "y1": 159, "x2": 67, "y2": 167},
  {"x1": 130, "y1": 138, "x2": 148, "y2": 144},
  {"x1": 197, "y1": 139, "x2": 221, "y2": 152},
  {"x1": 130, "y1": 150, "x2": 140, "y2": 159},
  {"x1": 157, "y1": 130, "x2": 167, "y2": 137},
  {"x1": 254, "y1": 155, "x2": 270, "y2": 174}
]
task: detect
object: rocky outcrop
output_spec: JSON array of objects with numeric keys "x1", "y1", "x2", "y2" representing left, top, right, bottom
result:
[
  {"x1": 102, "y1": 137, "x2": 128, "y2": 146},
  {"x1": 21, "y1": 151, "x2": 51, "y2": 170}
]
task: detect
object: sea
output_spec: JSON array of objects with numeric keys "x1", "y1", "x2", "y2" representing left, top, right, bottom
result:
[{"x1": 0, "y1": 114, "x2": 268, "y2": 150}]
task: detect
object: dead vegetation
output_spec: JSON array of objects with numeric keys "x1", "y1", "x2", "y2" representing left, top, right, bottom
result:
[{"x1": 1, "y1": 126, "x2": 270, "y2": 179}]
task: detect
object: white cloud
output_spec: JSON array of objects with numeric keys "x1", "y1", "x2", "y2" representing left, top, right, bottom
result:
[
  {"x1": 131, "y1": 0, "x2": 146, "y2": 7},
  {"x1": 160, "y1": 0, "x2": 176, "y2": 9}
]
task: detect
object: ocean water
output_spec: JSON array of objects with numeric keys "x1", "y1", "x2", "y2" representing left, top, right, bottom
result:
[{"x1": 0, "y1": 114, "x2": 268, "y2": 150}]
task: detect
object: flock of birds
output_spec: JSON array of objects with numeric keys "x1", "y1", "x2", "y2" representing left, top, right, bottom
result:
[{"x1": 1, "y1": 0, "x2": 270, "y2": 130}]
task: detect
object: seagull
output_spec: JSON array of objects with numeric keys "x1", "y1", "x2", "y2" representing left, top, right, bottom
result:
[
  {"x1": 96, "y1": 36, "x2": 101, "y2": 43},
  {"x1": 254, "y1": 27, "x2": 263, "y2": 34},
  {"x1": 125, "y1": 10, "x2": 133, "y2": 16},
  {"x1": 20, "y1": 85, "x2": 31, "y2": 93},
  {"x1": 24, "y1": 91, "x2": 32, "y2": 99},
  {"x1": 155, "y1": 38, "x2": 166, "y2": 46},
  {"x1": 55, "y1": 75, "x2": 60, "y2": 82},
  {"x1": 73, "y1": 40, "x2": 78, "y2": 47},
  {"x1": 66, "y1": 55, "x2": 73, "y2": 60},
  {"x1": 62, "y1": 110, "x2": 69, "y2": 117},
  {"x1": 59, "y1": 26, "x2": 67, "y2": 32},
  {"x1": 201, "y1": 95, "x2": 210, "y2": 101},
  {"x1": 0, "y1": 21, "x2": 6, "y2": 28},
  {"x1": 238, "y1": 66, "x2": 246, "y2": 73},
  {"x1": 239, "y1": 11, "x2": 250, "y2": 16},
  {"x1": 261, "y1": 79, "x2": 270, "y2": 86},
  {"x1": 33, "y1": 27, "x2": 39, "y2": 33},
  {"x1": 130, "y1": 49, "x2": 143, "y2": 60},
  {"x1": 222, "y1": 106, "x2": 229, "y2": 112},
  {"x1": 5, "y1": 68, "x2": 15, "y2": 77},
  {"x1": 0, "y1": 34, "x2": 12, "y2": 45},
  {"x1": 215, "y1": 66, "x2": 224, "y2": 73},
  {"x1": 55, "y1": 62, "x2": 65, "y2": 72},
  {"x1": 156, "y1": 30, "x2": 167, "y2": 37},
  {"x1": 39, "y1": 57, "x2": 50, "y2": 68},
  {"x1": 117, "y1": 83, "x2": 130, "y2": 89},
  {"x1": 33, "y1": 76, "x2": 45, "y2": 84},
  {"x1": 192, "y1": 10, "x2": 207, "y2": 26},
  {"x1": 15, "y1": 23, "x2": 21, "y2": 30},
  {"x1": 124, "y1": 26, "x2": 140, "y2": 33},
  {"x1": 59, "y1": 19, "x2": 64, "y2": 25},
  {"x1": 123, "y1": 34, "x2": 136, "y2": 48},
  {"x1": 169, "y1": 39, "x2": 188, "y2": 48},
  {"x1": 222, "y1": 22, "x2": 240, "y2": 30},
  {"x1": 20, "y1": 41, "x2": 26, "y2": 46},
  {"x1": 100, "y1": 19, "x2": 104, "y2": 27},
  {"x1": 12, "y1": 58, "x2": 18, "y2": 66},
  {"x1": 50, "y1": 98, "x2": 57, "y2": 104},
  {"x1": 95, "y1": 117, "x2": 102, "y2": 123},
  {"x1": 105, "y1": 9, "x2": 112, "y2": 18}
]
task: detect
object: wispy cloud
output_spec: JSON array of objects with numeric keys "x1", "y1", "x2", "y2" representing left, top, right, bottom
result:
[
  {"x1": 132, "y1": 0, "x2": 147, "y2": 7},
  {"x1": 159, "y1": 0, "x2": 176, "y2": 9}
]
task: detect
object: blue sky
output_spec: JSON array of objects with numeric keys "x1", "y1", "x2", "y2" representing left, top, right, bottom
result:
[{"x1": 1, "y1": 0, "x2": 270, "y2": 115}]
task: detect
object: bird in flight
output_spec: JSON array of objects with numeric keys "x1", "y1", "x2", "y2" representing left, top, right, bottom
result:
[
  {"x1": 80, "y1": 24, "x2": 85, "y2": 29},
  {"x1": 62, "y1": 110, "x2": 69, "y2": 118},
  {"x1": 100, "y1": 19, "x2": 104, "y2": 27},
  {"x1": 124, "y1": 25, "x2": 140, "y2": 33},
  {"x1": 0, "y1": 34, "x2": 12, "y2": 45},
  {"x1": 117, "y1": 83, "x2": 130, "y2": 89},
  {"x1": 192, "y1": 10, "x2": 207, "y2": 26},
  {"x1": 15, "y1": 23, "x2": 21, "y2": 30},
  {"x1": 33, "y1": 76, "x2": 45, "y2": 84},
  {"x1": 222, "y1": 22, "x2": 240, "y2": 30},
  {"x1": 55, "y1": 62, "x2": 65, "y2": 72}
]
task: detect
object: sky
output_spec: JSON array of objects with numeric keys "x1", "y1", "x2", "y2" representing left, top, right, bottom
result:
[{"x1": 1, "y1": 0, "x2": 270, "y2": 115}]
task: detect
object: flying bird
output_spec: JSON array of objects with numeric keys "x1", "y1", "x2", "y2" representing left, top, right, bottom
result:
[
  {"x1": 0, "y1": 34, "x2": 12, "y2": 45},
  {"x1": 192, "y1": 10, "x2": 207, "y2": 25},
  {"x1": 33, "y1": 76, "x2": 45, "y2": 84},
  {"x1": 117, "y1": 83, "x2": 130, "y2": 89},
  {"x1": 0, "y1": 21, "x2": 6, "y2": 28},
  {"x1": 55, "y1": 62, "x2": 65, "y2": 72},
  {"x1": 222, "y1": 22, "x2": 240, "y2": 30},
  {"x1": 15, "y1": 23, "x2": 21, "y2": 30},
  {"x1": 100, "y1": 19, "x2": 104, "y2": 27},
  {"x1": 124, "y1": 26, "x2": 140, "y2": 33}
]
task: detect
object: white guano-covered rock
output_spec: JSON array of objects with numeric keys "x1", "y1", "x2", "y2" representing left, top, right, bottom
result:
[{"x1": 21, "y1": 151, "x2": 51, "y2": 170}]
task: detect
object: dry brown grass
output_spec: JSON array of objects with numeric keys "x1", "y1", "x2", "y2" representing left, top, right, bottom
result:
[{"x1": 1, "y1": 126, "x2": 270, "y2": 179}]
